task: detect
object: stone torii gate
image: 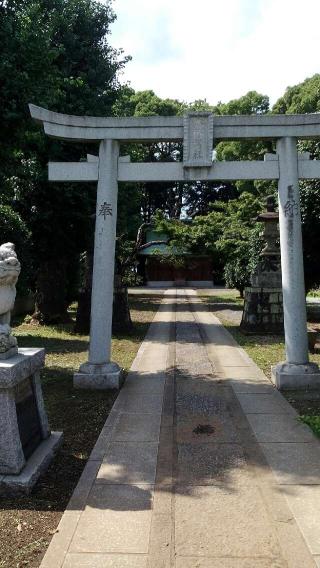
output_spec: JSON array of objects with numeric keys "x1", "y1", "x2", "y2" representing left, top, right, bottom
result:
[{"x1": 30, "y1": 105, "x2": 320, "y2": 390}]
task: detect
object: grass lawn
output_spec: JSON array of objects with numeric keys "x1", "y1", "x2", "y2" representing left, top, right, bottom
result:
[
  {"x1": 199, "y1": 290, "x2": 320, "y2": 439},
  {"x1": 308, "y1": 287, "x2": 320, "y2": 298},
  {"x1": 0, "y1": 293, "x2": 161, "y2": 568}
]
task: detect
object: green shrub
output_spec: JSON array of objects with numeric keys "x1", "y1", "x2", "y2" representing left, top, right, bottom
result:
[{"x1": 300, "y1": 415, "x2": 320, "y2": 437}]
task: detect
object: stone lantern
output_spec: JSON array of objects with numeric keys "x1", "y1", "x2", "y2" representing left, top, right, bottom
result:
[{"x1": 240, "y1": 196, "x2": 284, "y2": 334}]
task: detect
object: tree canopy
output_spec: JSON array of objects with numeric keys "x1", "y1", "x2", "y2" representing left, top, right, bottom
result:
[
  {"x1": 0, "y1": 0, "x2": 130, "y2": 321},
  {"x1": 273, "y1": 74, "x2": 320, "y2": 289}
]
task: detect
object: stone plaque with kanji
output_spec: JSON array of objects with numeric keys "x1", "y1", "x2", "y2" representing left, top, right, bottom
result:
[
  {"x1": 15, "y1": 377, "x2": 42, "y2": 459},
  {"x1": 183, "y1": 112, "x2": 214, "y2": 167}
]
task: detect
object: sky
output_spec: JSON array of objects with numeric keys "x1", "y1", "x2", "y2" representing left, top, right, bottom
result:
[{"x1": 106, "y1": 0, "x2": 320, "y2": 107}]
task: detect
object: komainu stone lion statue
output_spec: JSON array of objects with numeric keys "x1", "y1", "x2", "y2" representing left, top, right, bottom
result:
[{"x1": 0, "y1": 243, "x2": 21, "y2": 358}]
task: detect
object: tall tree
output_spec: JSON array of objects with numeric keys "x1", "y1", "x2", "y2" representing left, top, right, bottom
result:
[
  {"x1": 114, "y1": 89, "x2": 187, "y2": 220},
  {"x1": 0, "y1": 0, "x2": 129, "y2": 322},
  {"x1": 213, "y1": 91, "x2": 273, "y2": 197},
  {"x1": 180, "y1": 92, "x2": 273, "y2": 217},
  {"x1": 154, "y1": 191, "x2": 264, "y2": 294},
  {"x1": 113, "y1": 89, "x2": 242, "y2": 220}
]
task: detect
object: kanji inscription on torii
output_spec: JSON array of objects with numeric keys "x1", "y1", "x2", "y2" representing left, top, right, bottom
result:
[
  {"x1": 284, "y1": 185, "x2": 299, "y2": 217},
  {"x1": 99, "y1": 202, "x2": 113, "y2": 219},
  {"x1": 183, "y1": 112, "x2": 214, "y2": 167}
]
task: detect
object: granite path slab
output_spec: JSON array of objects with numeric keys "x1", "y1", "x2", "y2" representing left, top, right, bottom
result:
[{"x1": 39, "y1": 289, "x2": 320, "y2": 568}]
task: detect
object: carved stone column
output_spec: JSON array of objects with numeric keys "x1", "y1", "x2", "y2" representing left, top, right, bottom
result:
[
  {"x1": 272, "y1": 137, "x2": 320, "y2": 389},
  {"x1": 74, "y1": 139, "x2": 123, "y2": 389}
]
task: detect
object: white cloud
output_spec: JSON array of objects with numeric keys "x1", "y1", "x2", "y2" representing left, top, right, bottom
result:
[{"x1": 108, "y1": 0, "x2": 320, "y2": 106}]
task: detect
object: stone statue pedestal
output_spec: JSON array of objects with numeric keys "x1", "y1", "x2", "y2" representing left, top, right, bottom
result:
[
  {"x1": 240, "y1": 260, "x2": 284, "y2": 335},
  {"x1": 0, "y1": 348, "x2": 63, "y2": 493},
  {"x1": 240, "y1": 285, "x2": 284, "y2": 335}
]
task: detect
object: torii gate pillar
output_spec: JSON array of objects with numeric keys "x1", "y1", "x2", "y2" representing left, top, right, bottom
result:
[
  {"x1": 74, "y1": 139, "x2": 123, "y2": 389},
  {"x1": 272, "y1": 137, "x2": 320, "y2": 389}
]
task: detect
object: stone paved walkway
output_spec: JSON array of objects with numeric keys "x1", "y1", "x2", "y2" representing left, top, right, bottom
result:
[{"x1": 41, "y1": 289, "x2": 320, "y2": 568}]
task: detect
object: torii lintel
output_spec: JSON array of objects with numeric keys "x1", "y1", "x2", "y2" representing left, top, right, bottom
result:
[{"x1": 29, "y1": 103, "x2": 320, "y2": 141}]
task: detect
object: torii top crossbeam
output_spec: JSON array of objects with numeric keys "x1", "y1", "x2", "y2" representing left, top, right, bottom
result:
[
  {"x1": 29, "y1": 104, "x2": 320, "y2": 183},
  {"x1": 30, "y1": 103, "x2": 320, "y2": 142}
]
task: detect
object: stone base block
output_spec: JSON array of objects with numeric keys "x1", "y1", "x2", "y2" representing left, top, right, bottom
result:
[
  {"x1": 240, "y1": 286, "x2": 283, "y2": 335},
  {"x1": 0, "y1": 431, "x2": 63, "y2": 494},
  {"x1": 74, "y1": 361, "x2": 123, "y2": 390},
  {"x1": 272, "y1": 362, "x2": 320, "y2": 391},
  {"x1": 0, "y1": 348, "x2": 51, "y2": 475}
]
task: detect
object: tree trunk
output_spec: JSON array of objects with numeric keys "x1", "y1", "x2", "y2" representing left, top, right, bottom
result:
[
  {"x1": 75, "y1": 251, "x2": 93, "y2": 334},
  {"x1": 112, "y1": 275, "x2": 133, "y2": 333},
  {"x1": 32, "y1": 258, "x2": 70, "y2": 324},
  {"x1": 75, "y1": 255, "x2": 133, "y2": 334}
]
